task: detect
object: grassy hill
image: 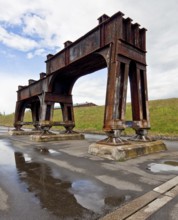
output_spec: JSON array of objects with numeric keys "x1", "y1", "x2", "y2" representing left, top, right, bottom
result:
[{"x1": 1, "y1": 98, "x2": 178, "y2": 136}]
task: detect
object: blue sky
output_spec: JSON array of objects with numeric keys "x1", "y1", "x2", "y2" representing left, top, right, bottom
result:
[{"x1": 0, "y1": 0, "x2": 178, "y2": 114}]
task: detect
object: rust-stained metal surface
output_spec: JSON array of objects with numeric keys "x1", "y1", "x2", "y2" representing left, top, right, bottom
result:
[{"x1": 14, "y1": 11, "x2": 150, "y2": 144}]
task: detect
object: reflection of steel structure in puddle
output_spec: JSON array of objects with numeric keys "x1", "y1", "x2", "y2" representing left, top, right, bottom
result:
[
  {"x1": 14, "y1": 152, "x2": 96, "y2": 219},
  {"x1": 13, "y1": 10, "x2": 150, "y2": 144}
]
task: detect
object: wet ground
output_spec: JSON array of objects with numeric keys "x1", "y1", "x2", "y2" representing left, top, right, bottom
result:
[{"x1": 1, "y1": 127, "x2": 178, "y2": 220}]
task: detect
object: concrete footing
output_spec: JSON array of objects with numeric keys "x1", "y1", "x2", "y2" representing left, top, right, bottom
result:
[
  {"x1": 30, "y1": 133, "x2": 85, "y2": 142},
  {"x1": 9, "y1": 130, "x2": 85, "y2": 142},
  {"x1": 88, "y1": 140, "x2": 167, "y2": 161},
  {"x1": 9, "y1": 130, "x2": 42, "y2": 136}
]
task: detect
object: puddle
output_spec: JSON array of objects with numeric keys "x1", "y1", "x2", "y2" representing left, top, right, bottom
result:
[
  {"x1": 0, "y1": 126, "x2": 9, "y2": 133},
  {"x1": 34, "y1": 147, "x2": 60, "y2": 155},
  {"x1": 70, "y1": 180, "x2": 130, "y2": 214},
  {"x1": 105, "y1": 195, "x2": 131, "y2": 206},
  {"x1": 0, "y1": 140, "x2": 16, "y2": 169},
  {"x1": 70, "y1": 179, "x2": 104, "y2": 213},
  {"x1": 85, "y1": 133, "x2": 107, "y2": 141},
  {"x1": 15, "y1": 152, "x2": 127, "y2": 217},
  {"x1": 164, "y1": 161, "x2": 178, "y2": 166},
  {"x1": 0, "y1": 139, "x2": 129, "y2": 219},
  {"x1": 148, "y1": 161, "x2": 178, "y2": 173},
  {"x1": 24, "y1": 153, "x2": 32, "y2": 162},
  {"x1": 48, "y1": 149, "x2": 59, "y2": 154}
]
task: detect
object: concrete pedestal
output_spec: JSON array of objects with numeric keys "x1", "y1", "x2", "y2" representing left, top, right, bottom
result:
[
  {"x1": 30, "y1": 133, "x2": 85, "y2": 142},
  {"x1": 88, "y1": 140, "x2": 167, "y2": 161},
  {"x1": 9, "y1": 130, "x2": 42, "y2": 136}
]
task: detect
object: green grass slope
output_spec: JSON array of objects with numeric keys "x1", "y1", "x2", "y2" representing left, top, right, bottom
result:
[{"x1": 1, "y1": 98, "x2": 178, "y2": 136}]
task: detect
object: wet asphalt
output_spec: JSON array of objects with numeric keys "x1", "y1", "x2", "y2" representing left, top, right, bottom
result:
[{"x1": 0, "y1": 127, "x2": 178, "y2": 220}]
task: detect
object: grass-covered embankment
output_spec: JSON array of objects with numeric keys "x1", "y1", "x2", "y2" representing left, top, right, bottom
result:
[{"x1": 1, "y1": 98, "x2": 178, "y2": 136}]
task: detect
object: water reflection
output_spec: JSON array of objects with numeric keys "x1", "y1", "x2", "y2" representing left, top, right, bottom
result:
[
  {"x1": 34, "y1": 147, "x2": 60, "y2": 155},
  {"x1": 0, "y1": 140, "x2": 16, "y2": 168},
  {"x1": 0, "y1": 139, "x2": 129, "y2": 219},
  {"x1": 71, "y1": 180, "x2": 104, "y2": 213},
  {"x1": 148, "y1": 161, "x2": 178, "y2": 173},
  {"x1": 15, "y1": 152, "x2": 97, "y2": 219},
  {"x1": 105, "y1": 195, "x2": 130, "y2": 206},
  {"x1": 14, "y1": 152, "x2": 129, "y2": 219}
]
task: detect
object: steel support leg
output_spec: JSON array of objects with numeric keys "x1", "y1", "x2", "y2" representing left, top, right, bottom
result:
[
  {"x1": 13, "y1": 101, "x2": 25, "y2": 131},
  {"x1": 130, "y1": 128, "x2": 151, "y2": 141},
  {"x1": 129, "y1": 64, "x2": 150, "y2": 141},
  {"x1": 31, "y1": 102, "x2": 41, "y2": 131},
  {"x1": 98, "y1": 130, "x2": 128, "y2": 145},
  {"x1": 102, "y1": 55, "x2": 129, "y2": 145},
  {"x1": 39, "y1": 102, "x2": 54, "y2": 134},
  {"x1": 61, "y1": 102, "x2": 75, "y2": 134}
]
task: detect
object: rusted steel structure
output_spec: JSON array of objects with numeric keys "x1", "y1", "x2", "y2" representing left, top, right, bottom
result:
[{"x1": 14, "y1": 11, "x2": 150, "y2": 144}]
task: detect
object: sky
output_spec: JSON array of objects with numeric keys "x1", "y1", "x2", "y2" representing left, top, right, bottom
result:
[{"x1": 0, "y1": 0, "x2": 178, "y2": 114}]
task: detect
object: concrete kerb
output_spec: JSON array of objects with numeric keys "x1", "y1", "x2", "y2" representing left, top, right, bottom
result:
[{"x1": 100, "y1": 176, "x2": 178, "y2": 220}]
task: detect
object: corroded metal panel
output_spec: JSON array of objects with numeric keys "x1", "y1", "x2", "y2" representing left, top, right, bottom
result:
[
  {"x1": 18, "y1": 81, "x2": 42, "y2": 100},
  {"x1": 48, "y1": 53, "x2": 66, "y2": 73},
  {"x1": 118, "y1": 41, "x2": 146, "y2": 64},
  {"x1": 69, "y1": 30, "x2": 100, "y2": 62}
]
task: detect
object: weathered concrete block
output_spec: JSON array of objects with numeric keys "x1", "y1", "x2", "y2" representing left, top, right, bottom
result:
[
  {"x1": 88, "y1": 140, "x2": 167, "y2": 161},
  {"x1": 30, "y1": 133, "x2": 85, "y2": 142},
  {"x1": 9, "y1": 130, "x2": 41, "y2": 136}
]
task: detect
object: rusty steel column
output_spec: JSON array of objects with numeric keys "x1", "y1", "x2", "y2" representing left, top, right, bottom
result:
[
  {"x1": 30, "y1": 102, "x2": 41, "y2": 131},
  {"x1": 130, "y1": 64, "x2": 150, "y2": 141},
  {"x1": 102, "y1": 52, "x2": 129, "y2": 144},
  {"x1": 40, "y1": 90, "x2": 75, "y2": 133},
  {"x1": 39, "y1": 97, "x2": 54, "y2": 134},
  {"x1": 14, "y1": 101, "x2": 26, "y2": 131},
  {"x1": 60, "y1": 102, "x2": 75, "y2": 133}
]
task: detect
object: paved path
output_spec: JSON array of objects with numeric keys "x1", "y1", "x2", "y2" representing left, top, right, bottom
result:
[{"x1": 0, "y1": 129, "x2": 178, "y2": 219}]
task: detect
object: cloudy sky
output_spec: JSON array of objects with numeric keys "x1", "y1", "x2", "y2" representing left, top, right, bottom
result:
[{"x1": 0, "y1": 0, "x2": 178, "y2": 114}]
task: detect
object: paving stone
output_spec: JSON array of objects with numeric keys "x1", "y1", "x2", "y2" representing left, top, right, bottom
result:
[
  {"x1": 165, "y1": 185, "x2": 178, "y2": 197},
  {"x1": 126, "y1": 195, "x2": 172, "y2": 220},
  {"x1": 100, "y1": 191, "x2": 159, "y2": 220},
  {"x1": 154, "y1": 176, "x2": 178, "y2": 194},
  {"x1": 0, "y1": 187, "x2": 8, "y2": 211}
]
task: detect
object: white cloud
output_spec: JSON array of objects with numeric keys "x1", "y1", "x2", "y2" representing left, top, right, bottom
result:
[
  {"x1": 26, "y1": 52, "x2": 33, "y2": 59},
  {"x1": 0, "y1": 0, "x2": 178, "y2": 114},
  {"x1": 0, "y1": 26, "x2": 38, "y2": 51},
  {"x1": 72, "y1": 69, "x2": 107, "y2": 105},
  {"x1": 0, "y1": 73, "x2": 29, "y2": 114},
  {"x1": 27, "y1": 48, "x2": 46, "y2": 59},
  {"x1": 22, "y1": 13, "x2": 49, "y2": 39},
  {"x1": 148, "y1": 67, "x2": 178, "y2": 100}
]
